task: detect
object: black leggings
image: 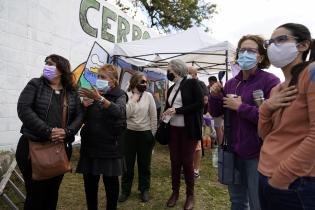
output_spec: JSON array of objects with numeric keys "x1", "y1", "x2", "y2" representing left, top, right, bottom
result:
[
  {"x1": 23, "y1": 173, "x2": 63, "y2": 210},
  {"x1": 16, "y1": 136, "x2": 66, "y2": 210},
  {"x1": 83, "y1": 174, "x2": 119, "y2": 210}
]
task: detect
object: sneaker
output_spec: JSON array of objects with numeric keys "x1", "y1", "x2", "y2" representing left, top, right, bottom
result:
[
  {"x1": 194, "y1": 172, "x2": 200, "y2": 179},
  {"x1": 140, "y1": 191, "x2": 150, "y2": 202},
  {"x1": 118, "y1": 193, "x2": 129, "y2": 202}
]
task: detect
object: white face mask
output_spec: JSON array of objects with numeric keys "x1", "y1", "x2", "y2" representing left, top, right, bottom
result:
[{"x1": 267, "y1": 42, "x2": 298, "y2": 68}]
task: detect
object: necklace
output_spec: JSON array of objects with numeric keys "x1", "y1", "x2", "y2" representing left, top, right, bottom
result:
[{"x1": 55, "y1": 90, "x2": 60, "y2": 94}]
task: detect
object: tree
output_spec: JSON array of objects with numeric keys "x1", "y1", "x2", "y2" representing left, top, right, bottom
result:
[{"x1": 116, "y1": 0, "x2": 217, "y2": 33}]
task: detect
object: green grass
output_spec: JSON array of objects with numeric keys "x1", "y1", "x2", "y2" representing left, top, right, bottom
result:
[
  {"x1": 0, "y1": 145, "x2": 229, "y2": 210},
  {"x1": 58, "y1": 145, "x2": 229, "y2": 210}
]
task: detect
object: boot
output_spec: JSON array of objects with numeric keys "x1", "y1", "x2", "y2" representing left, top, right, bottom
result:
[
  {"x1": 140, "y1": 191, "x2": 150, "y2": 202},
  {"x1": 118, "y1": 193, "x2": 129, "y2": 202},
  {"x1": 166, "y1": 191, "x2": 179, "y2": 207},
  {"x1": 184, "y1": 195, "x2": 194, "y2": 210}
]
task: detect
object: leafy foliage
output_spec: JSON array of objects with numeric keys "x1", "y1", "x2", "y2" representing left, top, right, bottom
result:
[{"x1": 116, "y1": 0, "x2": 217, "y2": 32}]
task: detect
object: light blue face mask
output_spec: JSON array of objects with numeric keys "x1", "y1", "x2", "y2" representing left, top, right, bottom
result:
[
  {"x1": 95, "y1": 79, "x2": 109, "y2": 92},
  {"x1": 237, "y1": 51, "x2": 257, "y2": 70}
]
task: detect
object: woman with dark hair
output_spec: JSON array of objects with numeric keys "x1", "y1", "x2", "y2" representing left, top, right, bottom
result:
[
  {"x1": 77, "y1": 64, "x2": 127, "y2": 210},
  {"x1": 209, "y1": 35, "x2": 280, "y2": 210},
  {"x1": 16, "y1": 54, "x2": 83, "y2": 210},
  {"x1": 258, "y1": 23, "x2": 315, "y2": 210},
  {"x1": 118, "y1": 73, "x2": 157, "y2": 203},
  {"x1": 163, "y1": 59, "x2": 204, "y2": 210}
]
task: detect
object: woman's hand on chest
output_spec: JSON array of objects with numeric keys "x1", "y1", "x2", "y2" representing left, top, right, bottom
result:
[{"x1": 265, "y1": 85, "x2": 298, "y2": 112}]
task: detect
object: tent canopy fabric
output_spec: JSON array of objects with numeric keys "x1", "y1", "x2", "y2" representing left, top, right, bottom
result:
[{"x1": 112, "y1": 27, "x2": 236, "y2": 75}]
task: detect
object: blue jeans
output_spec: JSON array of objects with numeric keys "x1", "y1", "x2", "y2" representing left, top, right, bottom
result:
[
  {"x1": 259, "y1": 174, "x2": 315, "y2": 210},
  {"x1": 228, "y1": 157, "x2": 260, "y2": 210}
]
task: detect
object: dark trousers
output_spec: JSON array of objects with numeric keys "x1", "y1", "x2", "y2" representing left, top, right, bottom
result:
[
  {"x1": 83, "y1": 174, "x2": 119, "y2": 210},
  {"x1": 121, "y1": 129, "x2": 155, "y2": 194},
  {"x1": 16, "y1": 136, "x2": 65, "y2": 210},
  {"x1": 169, "y1": 126, "x2": 197, "y2": 196},
  {"x1": 259, "y1": 173, "x2": 315, "y2": 210},
  {"x1": 22, "y1": 173, "x2": 63, "y2": 210}
]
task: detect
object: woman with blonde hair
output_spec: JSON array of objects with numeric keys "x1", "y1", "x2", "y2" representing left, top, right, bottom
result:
[{"x1": 77, "y1": 64, "x2": 127, "y2": 210}]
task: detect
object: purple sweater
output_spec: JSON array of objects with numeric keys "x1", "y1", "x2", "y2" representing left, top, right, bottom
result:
[{"x1": 209, "y1": 69, "x2": 280, "y2": 159}]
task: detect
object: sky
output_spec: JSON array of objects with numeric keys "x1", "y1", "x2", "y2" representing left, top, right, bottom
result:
[
  {"x1": 206, "y1": 0, "x2": 315, "y2": 82},
  {"x1": 115, "y1": 0, "x2": 315, "y2": 82}
]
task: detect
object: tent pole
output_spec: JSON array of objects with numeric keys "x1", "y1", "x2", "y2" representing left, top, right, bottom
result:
[{"x1": 112, "y1": 55, "x2": 118, "y2": 66}]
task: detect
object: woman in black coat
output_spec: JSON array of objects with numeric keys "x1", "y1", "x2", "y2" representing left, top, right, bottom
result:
[
  {"x1": 77, "y1": 64, "x2": 127, "y2": 210},
  {"x1": 162, "y1": 59, "x2": 203, "y2": 210},
  {"x1": 16, "y1": 54, "x2": 83, "y2": 210}
]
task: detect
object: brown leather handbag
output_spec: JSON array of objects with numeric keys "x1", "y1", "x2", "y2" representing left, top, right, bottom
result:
[{"x1": 29, "y1": 92, "x2": 71, "y2": 180}]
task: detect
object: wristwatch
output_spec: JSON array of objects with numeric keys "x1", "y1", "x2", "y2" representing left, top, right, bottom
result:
[{"x1": 98, "y1": 96, "x2": 105, "y2": 103}]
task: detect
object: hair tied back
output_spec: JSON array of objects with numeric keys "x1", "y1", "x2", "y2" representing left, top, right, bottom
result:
[{"x1": 309, "y1": 38, "x2": 315, "y2": 62}]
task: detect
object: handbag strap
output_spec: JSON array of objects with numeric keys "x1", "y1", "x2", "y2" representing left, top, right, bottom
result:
[
  {"x1": 62, "y1": 91, "x2": 68, "y2": 129},
  {"x1": 222, "y1": 108, "x2": 233, "y2": 151},
  {"x1": 170, "y1": 88, "x2": 180, "y2": 107},
  {"x1": 169, "y1": 78, "x2": 186, "y2": 107}
]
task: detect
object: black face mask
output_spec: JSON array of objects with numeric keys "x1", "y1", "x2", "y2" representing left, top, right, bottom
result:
[
  {"x1": 167, "y1": 72, "x2": 175, "y2": 81},
  {"x1": 136, "y1": 84, "x2": 147, "y2": 92}
]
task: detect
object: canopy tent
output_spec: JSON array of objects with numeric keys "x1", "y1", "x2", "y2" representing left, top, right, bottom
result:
[{"x1": 112, "y1": 27, "x2": 236, "y2": 78}]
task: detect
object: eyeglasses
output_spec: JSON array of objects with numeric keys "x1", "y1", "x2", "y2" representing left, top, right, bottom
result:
[
  {"x1": 140, "y1": 80, "x2": 147, "y2": 84},
  {"x1": 237, "y1": 48, "x2": 259, "y2": 54},
  {"x1": 263, "y1": 34, "x2": 298, "y2": 49}
]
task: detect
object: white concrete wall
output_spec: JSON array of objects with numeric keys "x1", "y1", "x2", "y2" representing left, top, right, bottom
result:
[{"x1": 0, "y1": 0, "x2": 157, "y2": 148}]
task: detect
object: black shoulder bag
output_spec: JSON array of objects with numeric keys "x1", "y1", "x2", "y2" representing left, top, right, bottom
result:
[{"x1": 155, "y1": 83, "x2": 182, "y2": 145}]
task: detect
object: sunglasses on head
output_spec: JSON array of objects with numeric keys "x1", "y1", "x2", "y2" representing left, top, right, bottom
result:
[{"x1": 139, "y1": 80, "x2": 147, "y2": 84}]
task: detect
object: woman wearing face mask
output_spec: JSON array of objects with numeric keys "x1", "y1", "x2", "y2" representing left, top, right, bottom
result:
[
  {"x1": 209, "y1": 35, "x2": 280, "y2": 210},
  {"x1": 77, "y1": 64, "x2": 127, "y2": 210},
  {"x1": 118, "y1": 73, "x2": 157, "y2": 203},
  {"x1": 15, "y1": 54, "x2": 83, "y2": 210},
  {"x1": 163, "y1": 59, "x2": 203, "y2": 210},
  {"x1": 258, "y1": 23, "x2": 315, "y2": 210}
]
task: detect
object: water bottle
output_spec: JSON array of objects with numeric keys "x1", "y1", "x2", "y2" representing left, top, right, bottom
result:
[{"x1": 212, "y1": 145, "x2": 218, "y2": 168}]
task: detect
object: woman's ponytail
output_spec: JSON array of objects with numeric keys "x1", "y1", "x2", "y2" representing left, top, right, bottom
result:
[
  {"x1": 289, "y1": 38, "x2": 315, "y2": 86},
  {"x1": 309, "y1": 39, "x2": 315, "y2": 62}
]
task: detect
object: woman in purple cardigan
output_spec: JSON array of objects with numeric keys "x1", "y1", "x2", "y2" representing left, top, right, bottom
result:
[{"x1": 209, "y1": 35, "x2": 280, "y2": 210}]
